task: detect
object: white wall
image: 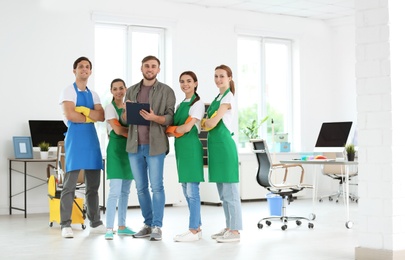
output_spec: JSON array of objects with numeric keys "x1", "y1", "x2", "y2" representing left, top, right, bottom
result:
[{"x1": 0, "y1": 0, "x2": 356, "y2": 214}]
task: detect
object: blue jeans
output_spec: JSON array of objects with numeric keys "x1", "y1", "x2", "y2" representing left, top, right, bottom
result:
[
  {"x1": 128, "y1": 145, "x2": 165, "y2": 228},
  {"x1": 181, "y1": 182, "x2": 202, "y2": 230},
  {"x1": 217, "y1": 183, "x2": 243, "y2": 230},
  {"x1": 105, "y1": 179, "x2": 133, "y2": 229}
]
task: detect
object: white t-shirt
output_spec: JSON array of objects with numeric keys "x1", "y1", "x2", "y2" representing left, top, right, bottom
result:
[
  {"x1": 59, "y1": 84, "x2": 101, "y2": 123},
  {"x1": 176, "y1": 98, "x2": 205, "y2": 133},
  {"x1": 105, "y1": 103, "x2": 119, "y2": 135},
  {"x1": 215, "y1": 92, "x2": 235, "y2": 132}
]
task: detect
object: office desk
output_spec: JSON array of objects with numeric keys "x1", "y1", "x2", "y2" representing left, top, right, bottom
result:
[
  {"x1": 8, "y1": 157, "x2": 57, "y2": 218},
  {"x1": 8, "y1": 158, "x2": 106, "y2": 218},
  {"x1": 280, "y1": 159, "x2": 358, "y2": 229}
]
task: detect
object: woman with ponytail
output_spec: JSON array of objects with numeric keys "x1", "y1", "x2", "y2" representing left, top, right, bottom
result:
[
  {"x1": 202, "y1": 65, "x2": 242, "y2": 243},
  {"x1": 167, "y1": 71, "x2": 205, "y2": 242},
  {"x1": 104, "y1": 78, "x2": 135, "y2": 240}
]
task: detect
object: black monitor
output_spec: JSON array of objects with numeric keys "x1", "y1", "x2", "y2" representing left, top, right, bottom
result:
[
  {"x1": 314, "y1": 121, "x2": 353, "y2": 153},
  {"x1": 29, "y1": 120, "x2": 67, "y2": 147}
]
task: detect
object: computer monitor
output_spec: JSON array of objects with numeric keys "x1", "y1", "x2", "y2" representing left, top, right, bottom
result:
[
  {"x1": 313, "y1": 121, "x2": 353, "y2": 153},
  {"x1": 28, "y1": 120, "x2": 67, "y2": 148}
]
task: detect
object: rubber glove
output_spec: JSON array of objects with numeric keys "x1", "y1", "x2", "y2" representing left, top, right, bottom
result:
[
  {"x1": 111, "y1": 119, "x2": 128, "y2": 137},
  {"x1": 75, "y1": 106, "x2": 90, "y2": 116},
  {"x1": 85, "y1": 116, "x2": 95, "y2": 123},
  {"x1": 201, "y1": 111, "x2": 217, "y2": 131},
  {"x1": 165, "y1": 116, "x2": 192, "y2": 138},
  {"x1": 166, "y1": 126, "x2": 182, "y2": 137}
]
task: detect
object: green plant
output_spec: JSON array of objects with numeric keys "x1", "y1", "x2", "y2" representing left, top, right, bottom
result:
[
  {"x1": 345, "y1": 143, "x2": 355, "y2": 154},
  {"x1": 38, "y1": 141, "x2": 50, "y2": 152},
  {"x1": 242, "y1": 116, "x2": 269, "y2": 139}
]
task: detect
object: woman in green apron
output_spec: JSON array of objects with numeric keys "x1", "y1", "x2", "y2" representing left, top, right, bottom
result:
[
  {"x1": 167, "y1": 71, "x2": 205, "y2": 242},
  {"x1": 202, "y1": 65, "x2": 242, "y2": 243},
  {"x1": 104, "y1": 79, "x2": 135, "y2": 240}
]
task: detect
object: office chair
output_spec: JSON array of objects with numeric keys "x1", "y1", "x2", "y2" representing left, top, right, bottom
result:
[
  {"x1": 251, "y1": 139, "x2": 314, "y2": 230},
  {"x1": 318, "y1": 152, "x2": 358, "y2": 203},
  {"x1": 46, "y1": 141, "x2": 85, "y2": 190}
]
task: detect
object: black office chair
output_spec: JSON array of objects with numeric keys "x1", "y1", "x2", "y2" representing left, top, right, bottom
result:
[{"x1": 251, "y1": 139, "x2": 314, "y2": 230}]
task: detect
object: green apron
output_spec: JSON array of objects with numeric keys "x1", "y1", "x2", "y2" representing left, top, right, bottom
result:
[
  {"x1": 173, "y1": 95, "x2": 204, "y2": 183},
  {"x1": 106, "y1": 101, "x2": 133, "y2": 180},
  {"x1": 206, "y1": 88, "x2": 239, "y2": 183}
]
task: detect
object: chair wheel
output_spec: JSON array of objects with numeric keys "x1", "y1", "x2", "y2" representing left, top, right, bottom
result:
[
  {"x1": 336, "y1": 200, "x2": 339, "y2": 203},
  {"x1": 265, "y1": 220, "x2": 271, "y2": 226},
  {"x1": 281, "y1": 225, "x2": 287, "y2": 231},
  {"x1": 329, "y1": 197, "x2": 333, "y2": 201},
  {"x1": 296, "y1": 220, "x2": 302, "y2": 226},
  {"x1": 49, "y1": 222, "x2": 53, "y2": 227},
  {"x1": 319, "y1": 198, "x2": 323, "y2": 202},
  {"x1": 258, "y1": 223, "x2": 263, "y2": 229},
  {"x1": 82, "y1": 224, "x2": 86, "y2": 230},
  {"x1": 345, "y1": 221, "x2": 353, "y2": 229},
  {"x1": 308, "y1": 223, "x2": 314, "y2": 229}
]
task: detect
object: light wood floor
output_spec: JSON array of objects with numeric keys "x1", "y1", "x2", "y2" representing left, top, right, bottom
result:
[{"x1": 1, "y1": 198, "x2": 358, "y2": 260}]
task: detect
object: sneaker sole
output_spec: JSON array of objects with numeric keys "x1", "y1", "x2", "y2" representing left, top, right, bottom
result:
[
  {"x1": 173, "y1": 238, "x2": 199, "y2": 242},
  {"x1": 118, "y1": 233, "x2": 136, "y2": 236},
  {"x1": 132, "y1": 234, "x2": 151, "y2": 238},
  {"x1": 62, "y1": 232, "x2": 74, "y2": 238},
  {"x1": 216, "y1": 238, "x2": 240, "y2": 243},
  {"x1": 150, "y1": 236, "x2": 162, "y2": 241}
]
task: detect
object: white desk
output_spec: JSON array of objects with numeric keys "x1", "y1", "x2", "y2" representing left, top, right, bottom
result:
[{"x1": 280, "y1": 159, "x2": 358, "y2": 229}]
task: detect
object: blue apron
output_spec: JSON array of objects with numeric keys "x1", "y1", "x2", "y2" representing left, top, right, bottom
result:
[{"x1": 65, "y1": 83, "x2": 103, "y2": 172}]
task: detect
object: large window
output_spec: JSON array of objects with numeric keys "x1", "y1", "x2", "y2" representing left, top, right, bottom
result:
[
  {"x1": 94, "y1": 23, "x2": 165, "y2": 152},
  {"x1": 237, "y1": 36, "x2": 293, "y2": 151}
]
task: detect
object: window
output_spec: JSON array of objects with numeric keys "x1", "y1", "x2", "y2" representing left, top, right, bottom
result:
[
  {"x1": 94, "y1": 23, "x2": 165, "y2": 152},
  {"x1": 94, "y1": 23, "x2": 165, "y2": 105},
  {"x1": 237, "y1": 36, "x2": 293, "y2": 151}
]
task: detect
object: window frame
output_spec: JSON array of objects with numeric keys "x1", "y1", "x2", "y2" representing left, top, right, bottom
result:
[{"x1": 237, "y1": 35, "x2": 295, "y2": 151}]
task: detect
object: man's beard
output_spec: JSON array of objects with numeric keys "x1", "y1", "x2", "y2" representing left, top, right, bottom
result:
[{"x1": 142, "y1": 73, "x2": 156, "y2": 81}]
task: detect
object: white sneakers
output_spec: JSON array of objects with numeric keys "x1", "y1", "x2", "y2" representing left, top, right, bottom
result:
[
  {"x1": 173, "y1": 230, "x2": 202, "y2": 242},
  {"x1": 216, "y1": 230, "x2": 240, "y2": 243},
  {"x1": 210, "y1": 228, "x2": 227, "y2": 239},
  {"x1": 61, "y1": 227, "x2": 74, "y2": 238},
  {"x1": 61, "y1": 224, "x2": 107, "y2": 238},
  {"x1": 90, "y1": 224, "x2": 107, "y2": 234},
  {"x1": 211, "y1": 228, "x2": 240, "y2": 243}
]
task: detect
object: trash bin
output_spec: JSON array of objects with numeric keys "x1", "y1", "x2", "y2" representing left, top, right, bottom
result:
[{"x1": 266, "y1": 193, "x2": 282, "y2": 216}]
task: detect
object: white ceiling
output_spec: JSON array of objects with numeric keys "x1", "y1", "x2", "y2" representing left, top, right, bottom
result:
[{"x1": 165, "y1": 0, "x2": 355, "y2": 20}]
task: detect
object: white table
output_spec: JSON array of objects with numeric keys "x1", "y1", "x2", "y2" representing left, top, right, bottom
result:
[{"x1": 279, "y1": 159, "x2": 358, "y2": 229}]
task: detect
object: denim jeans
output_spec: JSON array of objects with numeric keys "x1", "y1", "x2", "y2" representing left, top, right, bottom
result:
[
  {"x1": 105, "y1": 179, "x2": 133, "y2": 229},
  {"x1": 181, "y1": 182, "x2": 202, "y2": 230},
  {"x1": 217, "y1": 183, "x2": 243, "y2": 230},
  {"x1": 128, "y1": 145, "x2": 165, "y2": 228}
]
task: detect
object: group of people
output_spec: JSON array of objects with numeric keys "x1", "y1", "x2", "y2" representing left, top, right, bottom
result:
[{"x1": 58, "y1": 55, "x2": 243, "y2": 243}]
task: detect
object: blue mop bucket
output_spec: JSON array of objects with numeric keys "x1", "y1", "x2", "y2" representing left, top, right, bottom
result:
[{"x1": 266, "y1": 193, "x2": 282, "y2": 216}]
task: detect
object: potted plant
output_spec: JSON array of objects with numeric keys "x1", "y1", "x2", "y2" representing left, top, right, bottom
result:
[
  {"x1": 38, "y1": 141, "x2": 50, "y2": 159},
  {"x1": 345, "y1": 143, "x2": 355, "y2": 161},
  {"x1": 243, "y1": 116, "x2": 269, "y2": 140}
]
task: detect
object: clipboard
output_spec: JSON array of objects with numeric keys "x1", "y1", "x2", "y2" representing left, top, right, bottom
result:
[{"x1": 126, "y1": 102, "x2": 150, "y2": 125}]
